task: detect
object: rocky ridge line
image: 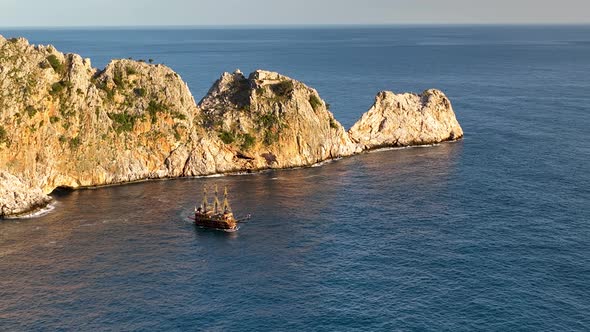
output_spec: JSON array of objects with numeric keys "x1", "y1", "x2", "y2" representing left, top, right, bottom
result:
[{"x1": 0, "y1": 36, "x2": 463, "y2": 217}]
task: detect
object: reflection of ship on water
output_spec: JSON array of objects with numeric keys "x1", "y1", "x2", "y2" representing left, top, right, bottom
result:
[{"x1": 190, "y1": 185, "x2": 250, "y2": 231}]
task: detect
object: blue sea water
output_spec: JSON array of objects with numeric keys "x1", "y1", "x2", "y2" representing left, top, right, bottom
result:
[{"x1": 0, "y1": 26, "x2": 589, "y2": 331}]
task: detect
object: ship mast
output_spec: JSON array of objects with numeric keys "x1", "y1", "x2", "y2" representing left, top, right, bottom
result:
[
  {"x1": 213, "y1": 185, "x2": 220, "y2": 214},
  {"x1": 222, "y1": 186, "x2": 232, "y2": 212},
  {"x1": 201, "y1": 186, "x2": 209, "y2": 212}
]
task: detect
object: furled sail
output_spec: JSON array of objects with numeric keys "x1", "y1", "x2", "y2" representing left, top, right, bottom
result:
[
  {"x1": 223, "y1": 186, "x2": 232, "y2": 212},
  {"x1": 201, "y1": 186, "x2": 209, "y2": 212},
  {"x1": 213, "y1": 185, "x2": 221, "y2": 213}
]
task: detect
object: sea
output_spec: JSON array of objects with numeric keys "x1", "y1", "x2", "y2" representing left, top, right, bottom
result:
[{"x1": 0, "y1": 26, "x2": 589, "y2": 331}]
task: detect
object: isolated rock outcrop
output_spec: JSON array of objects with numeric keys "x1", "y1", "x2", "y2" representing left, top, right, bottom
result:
[
  {"x1": 0, "y1": 171, "x2": 51, "y2": 217},
  {"x1": 0, "y1": 36, "x2": 463, "y2": 217},
  {"x1": 349, "y1": 90, "x2": 463, "y2": 149}
]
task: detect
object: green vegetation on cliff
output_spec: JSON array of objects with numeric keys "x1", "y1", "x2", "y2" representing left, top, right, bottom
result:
[
  {"x1": 126, "y1": 66, "x2": 137, "y2": 75},
  {"x1": 134, "y1": 87, "x2": 146, "y2": 97},
  {"x1": 241, "y1": 133, "x2": 255, "y2": 150},
  {"x1": 219, "y1": 130, "x2": 235, "y2": 144},
  {"x1": 50, "y1": 81, "x2": 67, "y2": 95},
  {"x1": 113, "y1": 69, "x2": 125, "y2": 88},
  {"x1": 145, "y1": 100, "x2": 186, "y2": 123},
  {"x1": 309, "y1": 95, "x2": 322, "y2": 111},
  {"x1": 46, "y1": 54, "x2": 64, "y2": 75},
  {"x1": 257, "y1": 112, "x2": 287, "y2": 145},
  {"x1": 25, "y1": 106, "x2": 37, "y2": 117},
  {"x1": 69, "y1": 136, "x2": 81, "y2": 149},
  {"x1": 271, "y1": 80, "x2": 294, "y2": 96},
  {"x1": 0, "y1": 126, "x2": 7, "y2": 143},
  {"x1": 218, "y1": 130, "x2": 256, "y2": 151},
  {"x1": 108, "y1": 111, "x2": 139, "y2": 134},
  {"x1": 329, "y1": 118, "x2": 338, "y2": 129}
]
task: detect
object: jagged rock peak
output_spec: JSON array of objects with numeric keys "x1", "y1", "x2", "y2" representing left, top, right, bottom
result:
[
  {"x1": 349, "y1": 89, "x2": 463, "y2": 149},
  {"x1": 199, "y1": 70, "x2": 251, "y2": 115},
  {"x1": 198, "y1": 69, "x2": 360, "y2": 166}
]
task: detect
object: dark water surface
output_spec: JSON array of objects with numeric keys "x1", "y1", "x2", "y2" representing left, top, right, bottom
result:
[{"x1": 1, "y1": 26, "x2": 589, "y2": 331}]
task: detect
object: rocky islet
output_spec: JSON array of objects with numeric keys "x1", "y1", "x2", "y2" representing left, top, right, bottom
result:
[{"x1": 0, "y1": 36, "x2": 463, "y2": 217}]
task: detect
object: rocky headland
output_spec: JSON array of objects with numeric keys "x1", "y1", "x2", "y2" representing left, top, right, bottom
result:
[{"x1": 0, "y1": 35, "x2": 463, "y2": 217}]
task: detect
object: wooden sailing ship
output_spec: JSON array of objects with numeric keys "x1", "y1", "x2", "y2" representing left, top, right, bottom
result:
[{"x1": 192, "y1": 185, "x2": 249, "y2": 231}]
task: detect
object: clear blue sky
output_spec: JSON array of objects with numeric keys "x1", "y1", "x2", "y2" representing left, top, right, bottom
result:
[{"x1": 1, "y1": 0, "x2": 589, "y2": 27}]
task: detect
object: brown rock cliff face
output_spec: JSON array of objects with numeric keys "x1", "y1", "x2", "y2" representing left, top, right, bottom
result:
[{"x1": 0, "y1": 36, "x2": 463, "y2": 217}]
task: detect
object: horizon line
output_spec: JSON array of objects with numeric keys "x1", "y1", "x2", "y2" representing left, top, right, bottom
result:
[{"x1": 2, "y1": 23, "x2": 590, "y2": 30}]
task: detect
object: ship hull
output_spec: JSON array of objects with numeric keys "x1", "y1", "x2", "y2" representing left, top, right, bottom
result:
[{"x1": 194, "y1": 215, "x2": 238, "y2": 230}]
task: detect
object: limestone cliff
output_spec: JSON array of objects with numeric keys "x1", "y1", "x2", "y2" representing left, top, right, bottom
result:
[
  {"x1": 0, "y1": 170, "x2": 51, "y2": 217},
  {"x1": 198, "y1": 70, "x2": 360, "y2": 169},
  {"x1": 0, "y1": 36, "x2": 463, "y2": 217},
  {"x1": 349, "y1": 90, "x2": 463, "y2": 149},
  {"x1": 0, "y1": 35, "x2": 228, "y2": 215}
]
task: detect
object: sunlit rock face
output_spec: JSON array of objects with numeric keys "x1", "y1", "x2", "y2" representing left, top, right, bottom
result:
[
  {"x1": 349, "y1": 90, "x2": 463, "y2": 150},
  {"x1": 198, "y1": 69, "x2": 361, "y2": 170},
  {"x1": 0, "y1": 170, "x2": 51, "y2": 217},
  {"x1": 0, "y1": 35, "x2": 216, "y2": 213}
]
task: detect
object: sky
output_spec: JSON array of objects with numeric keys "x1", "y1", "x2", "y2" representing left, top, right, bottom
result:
[{"x1": 1, "y1": 0, "x2": 589, "y2": 27}]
